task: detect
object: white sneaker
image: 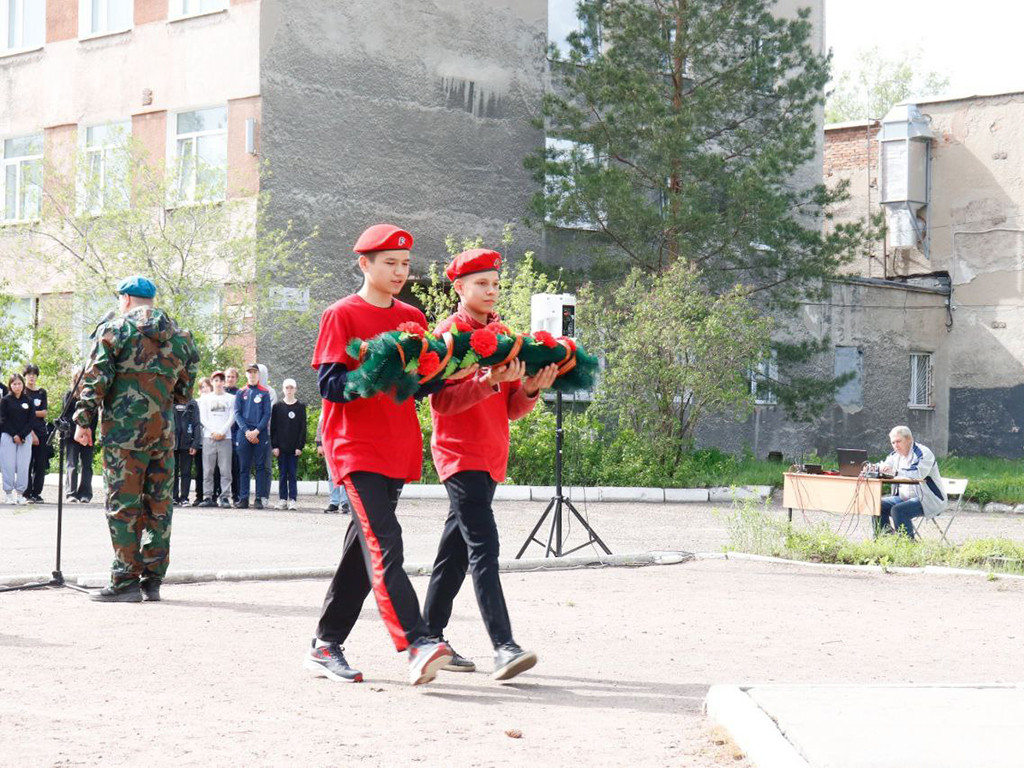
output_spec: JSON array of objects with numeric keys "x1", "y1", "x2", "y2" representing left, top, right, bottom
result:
[
  {"x1": 3, "y1": 491, "x2": 13, "y2": 505},
  {"x1": 274, "y1": 500, "x2": 287, "y2": 510},
  {"x1": 15, "y1": 494, "x2": 27, "y2": 505},
  {"x1": 287, "y1": 500, "x2": 297, "y2": 511}
]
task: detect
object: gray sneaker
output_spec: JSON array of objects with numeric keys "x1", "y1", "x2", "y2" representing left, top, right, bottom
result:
[
  {"x1": 408, "y1": 637, "x2": 453, "y2": 686},
  {"x1": 441, "y1": 641, "x2": 476, "y2": 672},
  {"x1": 492, "y1": 642, "x2": 537, "y2": 681},
  {"x1": 91, "y1": 585, "x2": 143, "y2": 603}
]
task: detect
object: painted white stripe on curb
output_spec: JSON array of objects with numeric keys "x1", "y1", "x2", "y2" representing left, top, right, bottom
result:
[
  {"x1": 705, "y1": 685, "x2": 809, "y2": 768},
  {"x1": 59, "y1": 551, "x2": 696, "y2": 589}
]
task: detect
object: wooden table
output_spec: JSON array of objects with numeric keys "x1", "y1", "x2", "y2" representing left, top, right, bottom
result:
[{"x1": 781, "y1": 472, "x2": 920, "y2": 522}]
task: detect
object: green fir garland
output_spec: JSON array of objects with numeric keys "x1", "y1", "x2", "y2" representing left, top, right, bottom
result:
[{"x1": 344, "y1": 322, "x2": 597, "y2": 402}]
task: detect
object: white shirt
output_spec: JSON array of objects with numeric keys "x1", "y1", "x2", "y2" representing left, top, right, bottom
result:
[{"x1": 199, "y1": 392, "x2": 236, "y2": 438}]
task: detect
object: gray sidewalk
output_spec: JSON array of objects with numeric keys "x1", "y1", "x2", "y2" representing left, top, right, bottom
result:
[
  {"x1": 5, "y1": 489, "x2": 1024, "y2": 584},
  {"x1": 708, "y1": 684, "x2": 1024, "y2": 767}
]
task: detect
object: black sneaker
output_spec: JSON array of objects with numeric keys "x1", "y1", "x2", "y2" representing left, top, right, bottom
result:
[
  {"x1": 253, "y1": 498, "x2": 264, "y2": 510},
  {"x1": 191, "y1": 498, "x2": 203, "y2": 507},
  {"x1": 341, "y1": 502, "x2": 351, "y2": 515},
  {"x1": 323, "y1": 503, "x2": 339, "y2": 514},
  {"x1": 234, "y1": 499, "x2": 249, "y2": 509},
  {"x1": 197, "y1": 499, "x2": 216, "y2": 507},
  {"x1": 408, "y1": 637, "x2": 453, "y2": 686},
  {"x1": 218, "y1": 497, "x2": 232, "y2": 508},
  {"x1": 141, "y1": 579, "x2": 162, "y2": 602},
  {"x1": 441, "y1": 642, "x2": 476, "y2": 673},
  {"x1": 492, "y1": 642, "x2": 537, "y2": 681},
  {"x1": 304, "y1": 640, "x2": 364, "y2": 683},
  {"x1": 65, "y1": 494, "x2": 78, "y2": 503},
  {"x1": 91, "y1": 585, "x2": 143, "y2": 603}
]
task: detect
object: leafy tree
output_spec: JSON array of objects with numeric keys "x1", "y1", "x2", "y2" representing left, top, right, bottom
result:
[
  {"x1": 528, "y1": 0, "x2": 872, "y2": 305},
  {"x1": 577, "y1": 260, "x2": 770, "y2": 468},
  {"x1": 2, "y1": 137, "x2": 324, "y2": 369},
  {"x1": 826, "y1": 46, "x2": 950, "y2": 124},
  {"x1": 0, "y1": 282, "x2": 31, "y2": 375}
]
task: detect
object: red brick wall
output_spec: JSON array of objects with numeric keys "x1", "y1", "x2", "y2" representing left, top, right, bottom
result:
[
  {"x1": 227, "y1": 96, "x2": 261, "y2": 199},
  {"x1": 824, "y1": 123, "x2": 879, "y2": 174},
  {"x1": 134, "y1": 0, "x2": 167, "y2": 26},
  {"x1": 46, "y1": 0, "x2": 77, "y2": 43},
  {"x1": 132, "y1": 110, "x2": 167, "y2": 176}
]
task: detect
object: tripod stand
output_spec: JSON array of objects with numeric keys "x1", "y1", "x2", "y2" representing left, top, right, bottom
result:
[
  {"x1": 515, "y1": 391, "x2": 611, "y2": 559},
  {"x1": 0, "y1": 371, "x2": 92, "y2": 594}
]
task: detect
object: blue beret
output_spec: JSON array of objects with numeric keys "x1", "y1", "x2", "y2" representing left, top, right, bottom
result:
[{"x1": 116, "y1": 275, "x2": 157, "y2": 299}]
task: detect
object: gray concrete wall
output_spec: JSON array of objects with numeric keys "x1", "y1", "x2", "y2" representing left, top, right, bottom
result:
[
  {"x1": 257, "y1": 0, "x2": 547, "y2": 389},
  {"x1": 697, "y1": 281, "x2": 950, "y2": 460},
  {"x1": 825, "y1": 93, "x2": 1024, "y2": 457}
]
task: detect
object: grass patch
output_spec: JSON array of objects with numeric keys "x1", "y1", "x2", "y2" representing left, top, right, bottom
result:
[{"x1": 725, "y1": 498, "x2": 1024, "y2": 574}]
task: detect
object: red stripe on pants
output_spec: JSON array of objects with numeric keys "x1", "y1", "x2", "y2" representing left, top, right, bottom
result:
[{"x1": 342, "y1": 476, "x2": 409, "y2": 651}]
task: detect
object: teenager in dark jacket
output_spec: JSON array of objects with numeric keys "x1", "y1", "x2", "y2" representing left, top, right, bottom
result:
[
  {"x1": 63, "y1": 371, "x2": 98, "y2": 503},
  {"x1": 271, "y1": 378, "x2": 307, "y2": 510},
  {"x1": 172, "y1": 396, "x2": 202, "y2": 504},
  {"x1": 233, "y1": 363, "x2": 271, "y2": 509},
  {"x1": 22, "y1": 364, "x2": 49, "y2": 503}
]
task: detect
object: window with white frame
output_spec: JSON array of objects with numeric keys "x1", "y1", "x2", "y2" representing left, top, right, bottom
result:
[
  {"x1": 1, "y1": 0, "x2": 44, "y2": 54},
  {"x1": 2, "y1": 134, "x2": 43, "y2": 223},
  {"x1": 171, "y1": 107, "x2": 227, "y2": 204},
  {"x1": 79, "y1": 0, "x2": 132, "y2": 37},
  {"x1": 751, "y1": 350, "x2": 778, "y2": 405},
  {"x1": 909, "y1": 352, "x2": 934, "y2": 408},
  {"x1": 169, "y1": 0, "x2": 226, "y2": 19},
  {"x1": 81, "y1": 121, "x2": 131, "y2": 213}
]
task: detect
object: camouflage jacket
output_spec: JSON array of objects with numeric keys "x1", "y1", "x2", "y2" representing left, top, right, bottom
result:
[{"x1": 73, "y1": 307, "x2": 200, "y2": 451}]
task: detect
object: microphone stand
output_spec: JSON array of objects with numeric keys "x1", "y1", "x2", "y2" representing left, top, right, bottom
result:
[{"x1": 0, "y1": 313, "x2": 112, "y2": 594}]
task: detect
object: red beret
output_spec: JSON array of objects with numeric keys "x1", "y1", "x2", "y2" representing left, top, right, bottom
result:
[
  {"x1": 445, "y1": 248, "x2": 503, "y2": 281},
  {"x1": 353, "y1": 224, "x2": 414, "y2": 254}
]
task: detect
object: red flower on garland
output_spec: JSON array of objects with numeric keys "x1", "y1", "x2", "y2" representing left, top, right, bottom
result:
[
  {"x1": 417, "y1": 350, "x2": 442, "y2": 378},
  {"x1": 397, "y1": 321, "x2": 427, "y2": 336},
  {"x1": 470, "y1": 328, "x2": 498, "y2": 357},
  {"x1": 486, "y1": 321, "x2": 511, "y2": 336},
  {"x1": 533, "y1": 330, "x2": 558, "y2": 348},
  {"x1": 452, "y1": 320, "x2": 473, "y2": 334}
]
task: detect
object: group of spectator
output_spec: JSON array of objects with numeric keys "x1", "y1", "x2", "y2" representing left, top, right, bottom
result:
[
  {"x1": 0, "y1": 365, "x2": 51, "y2": 505},
  {"x1": 1, "y1": 361, "x2": 348, "y2": 513}
]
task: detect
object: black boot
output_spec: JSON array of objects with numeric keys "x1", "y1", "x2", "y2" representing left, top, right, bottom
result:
[{"x1": 141, "y1": 579, "x2": 162, "y2": 602}]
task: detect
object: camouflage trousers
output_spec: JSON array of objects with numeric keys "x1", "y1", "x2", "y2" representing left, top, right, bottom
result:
[{"x1": 102, "y1": 446, "x2": 175, "y2": 590}]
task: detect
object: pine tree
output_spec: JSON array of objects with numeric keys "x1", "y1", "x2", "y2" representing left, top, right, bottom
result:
[{"x1": 529, "y1": 0, "x2": 871, "y2": 306}]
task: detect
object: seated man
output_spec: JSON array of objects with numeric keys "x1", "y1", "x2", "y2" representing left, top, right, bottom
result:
[{"x1": 875, "y1": 425, "x2": 946, "y2": 539}]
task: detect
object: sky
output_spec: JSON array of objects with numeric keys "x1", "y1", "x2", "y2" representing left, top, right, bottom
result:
[
  {"x1": 549, "y1": 0, "x2": 1024, "y2": 100},
  {"x1": 826, "y1": 0, "x2": 1024, "y2": 100}
]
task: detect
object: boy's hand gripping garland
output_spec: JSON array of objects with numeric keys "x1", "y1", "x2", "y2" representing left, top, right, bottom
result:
[{"x1": 344, "y1": 321, "x2": 597, "y2": 402}]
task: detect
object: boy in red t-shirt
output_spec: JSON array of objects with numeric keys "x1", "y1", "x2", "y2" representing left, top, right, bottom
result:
[
  {"x1": 305, "y1": 224, "x2": 459, "y2": 686},
  {"x1": 425, "y1": 248, "x2": 558, "y2": 681}
]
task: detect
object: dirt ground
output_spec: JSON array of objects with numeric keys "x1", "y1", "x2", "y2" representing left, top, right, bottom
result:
[{"x1": 4, "y1": 558, "x2": 1023, "y2": 768}]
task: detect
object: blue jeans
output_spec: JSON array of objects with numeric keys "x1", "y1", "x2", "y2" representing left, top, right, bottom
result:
[
  {"x1": 325, "y1": 458, "x2": 347, "y2": 507},
  {"x1": 236, "y1": 438, "x2": 270, "y2": 502},
  {"x1": 278, "y1": 452, "x2": 298, "y2": 500},
  {"x1": 879, "y1": 495, "x2": 924, "y2": 538}
]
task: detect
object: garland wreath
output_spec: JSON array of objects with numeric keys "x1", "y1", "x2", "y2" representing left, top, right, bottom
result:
[{"x1": 344, "y1": 320, "x2": 598, "y2": 402}]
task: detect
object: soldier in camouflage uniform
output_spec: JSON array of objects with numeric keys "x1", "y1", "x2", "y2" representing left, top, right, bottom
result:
[{"x1": 74, "y1": 276, "x2": 199, "y2": 603}]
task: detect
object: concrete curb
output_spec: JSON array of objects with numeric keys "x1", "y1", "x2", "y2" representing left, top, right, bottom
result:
[
  {"x1": 38, "y1": 474, "x2": 772, "y2": 504},
  {"x1": 0, "y1": 550, "x2": 694, "y2": 589},
  {"x1": 693, "y1": 552, "x2": 1024, "y2": 580},
  {"x1": 705, "y1": 685, "x2": 809, "y2": 768}
]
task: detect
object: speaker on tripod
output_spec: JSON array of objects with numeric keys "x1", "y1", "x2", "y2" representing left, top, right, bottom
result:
[{"x1": 515, "y1": 293, "x2": 610, "y2": 559}]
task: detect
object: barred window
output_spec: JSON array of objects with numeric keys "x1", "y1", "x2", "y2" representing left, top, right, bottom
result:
[{"x1": 909, "y1": 352, "x2": 933, "y2": 408}]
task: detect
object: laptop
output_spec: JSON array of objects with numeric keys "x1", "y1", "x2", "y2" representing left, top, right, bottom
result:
[{"x1": 837, "y1": 448, "x2": 869, "y2": 477}]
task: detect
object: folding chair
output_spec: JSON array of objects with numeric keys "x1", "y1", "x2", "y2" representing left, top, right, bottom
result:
[{"x1": 915, "y1": 477, "x2": 967, "y2": 545}]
